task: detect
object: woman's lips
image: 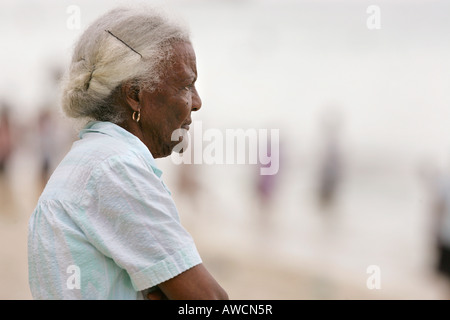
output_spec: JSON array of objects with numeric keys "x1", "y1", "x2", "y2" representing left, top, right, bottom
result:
[{"x1": 181, "y1": 122, "x2": 191, "y2": 131}]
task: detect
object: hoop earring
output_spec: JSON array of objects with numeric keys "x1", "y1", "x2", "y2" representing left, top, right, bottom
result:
[{"x1": 132, "y1": 110, "x2": 141, "y2": 123}]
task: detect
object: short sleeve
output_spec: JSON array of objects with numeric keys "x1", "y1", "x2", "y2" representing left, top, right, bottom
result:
[{"x1": 75, "y1": 154, "x2": 202, "y2": 291}]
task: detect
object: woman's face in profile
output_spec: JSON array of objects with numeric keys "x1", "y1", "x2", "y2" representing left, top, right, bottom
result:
[{"x1": 139, "y1": 41, "x2": 202, "y2": 158}]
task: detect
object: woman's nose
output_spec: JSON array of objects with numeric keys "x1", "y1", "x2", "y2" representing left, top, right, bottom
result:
[{"x1": 191, "y1": 87, "x2": 202, "y2": 112}]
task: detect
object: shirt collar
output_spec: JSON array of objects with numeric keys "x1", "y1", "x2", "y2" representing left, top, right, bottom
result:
[{"x1": 79, "y1": 121, "x2": 163, "y2": 178}]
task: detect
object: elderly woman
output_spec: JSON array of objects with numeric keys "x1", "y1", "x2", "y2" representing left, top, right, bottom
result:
[{"x1": 27, "y1": 6, "x2": 228, "y2": 300}]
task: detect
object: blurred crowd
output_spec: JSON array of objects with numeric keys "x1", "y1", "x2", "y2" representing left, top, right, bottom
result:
[
  {"x1": 0, "y1": 66, "x2": 76, "y2": 197},
  {"x1": 1, "y1": 65, "x2": 449, "y2": 299}
]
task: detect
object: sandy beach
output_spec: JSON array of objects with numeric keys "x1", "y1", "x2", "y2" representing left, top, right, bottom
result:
[{"x1": 1, "y1": 144, "x2": 448, "y2": 300}]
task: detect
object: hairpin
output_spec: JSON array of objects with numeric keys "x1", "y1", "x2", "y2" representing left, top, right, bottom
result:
[{"x1": 105, "y1": 30, "x2": 143, "y2": 58}]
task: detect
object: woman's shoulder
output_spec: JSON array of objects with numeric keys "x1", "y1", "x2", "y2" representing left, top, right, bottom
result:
[{"x1": 74, "y1": 129, "x2": 138, "y2": 161}]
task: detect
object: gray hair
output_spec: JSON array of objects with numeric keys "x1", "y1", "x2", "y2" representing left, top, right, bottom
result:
[{"x1": 61, "y1": 5, "x2": 190, "y2": 124}]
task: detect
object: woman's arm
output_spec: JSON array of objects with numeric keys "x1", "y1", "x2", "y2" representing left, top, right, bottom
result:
[{"x1": 148, "y1": 263, "x2": 228, "y2": 300}]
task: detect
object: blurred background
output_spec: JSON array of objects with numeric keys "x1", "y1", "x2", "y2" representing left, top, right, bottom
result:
[{"x1": 1, "y1": 0, "x2": 450, "y2": 299}]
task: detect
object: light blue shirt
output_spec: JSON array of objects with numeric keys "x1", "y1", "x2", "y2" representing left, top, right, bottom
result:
[{"x1": 28, "y1": 121, "x2": 202, "y2": 299}]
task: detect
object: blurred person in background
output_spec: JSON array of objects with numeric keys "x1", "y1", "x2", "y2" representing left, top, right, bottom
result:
[
  {"x1": 27, "y1": 5, "x2": 228, "y2": 300},
  {"x1": 316, "y1": 109, "x2": 344, "y2": 212},
  {"x1": 176, "y1": 163, "x2": 202, "y2": 213},
  {"x1": 419, "y1": 159, "x2": 450, "y2": 299},
  {"x1": 0, "y1": 103, "x2": 14, "y2": 211},
  {"x1": 36, "y1": 108, "x2": 58, "y2": 188},
  {"x1": 174, "y1": 125, "x2": 204, "y2": 215},
  {"x1": 0, "y1": 103, "x2": 13, "y2": 176},
  {"x1": 256, "y1": 135, "x2": 281, "y2": 222},
  {"x1": 428, "y1": 165, "x2": 450, "y2": 298},
  {"x1": 35, "y1": 66, "x2": 76, "y2": 190}
]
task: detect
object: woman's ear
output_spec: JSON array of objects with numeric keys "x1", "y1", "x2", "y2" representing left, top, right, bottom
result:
[{"x1": 122, "y1": 81, "x2": 141, "y2": 112}]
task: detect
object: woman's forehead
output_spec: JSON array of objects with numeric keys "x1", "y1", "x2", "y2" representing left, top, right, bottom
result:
[{"x1": 167, "y1": 42, "x2": 197, "y2": 82}]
